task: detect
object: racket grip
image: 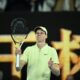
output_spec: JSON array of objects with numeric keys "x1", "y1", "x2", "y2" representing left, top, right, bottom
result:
[{"x1": 16, "y1": 54, "x2": 20, "y2": 68}]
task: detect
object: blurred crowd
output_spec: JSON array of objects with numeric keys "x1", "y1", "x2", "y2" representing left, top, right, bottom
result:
[{"x1": 0, "y1": 0, "x2": 80, "y2": 12}]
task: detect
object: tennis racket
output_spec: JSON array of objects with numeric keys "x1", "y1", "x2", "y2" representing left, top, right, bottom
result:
[{"x1": 10, "y1": 17, "x2": 30, "y2": 70}]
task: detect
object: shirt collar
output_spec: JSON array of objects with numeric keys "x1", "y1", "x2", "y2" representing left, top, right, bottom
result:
[{"x1": 35, "y1": 43, "x2": 48, "y2": 51}]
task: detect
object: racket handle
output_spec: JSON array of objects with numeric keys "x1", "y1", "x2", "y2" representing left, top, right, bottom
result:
[{"x1": 16, "y1": 54, "x2": 20, "y2": 68}]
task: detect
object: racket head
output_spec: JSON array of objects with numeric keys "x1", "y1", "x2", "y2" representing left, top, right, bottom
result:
[{"x1": 10, "y1": 17, "x2": 29, "y2": 48}]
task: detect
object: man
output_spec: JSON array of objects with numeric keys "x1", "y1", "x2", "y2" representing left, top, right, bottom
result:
[
  {"x1": 16, "y1": 26, "x2": 60, "y2": 80},
  {"x1": 54, "y1": 0, "x2": 75, "y2": 11},
  {"x1": 31, "y1": 0, "x2": 56, "y2": 12},
  {"x1": 0, "y1": 0, "x2": 7, "y2": 12},
  {"x1": 75, "y1": 0, "x2": 80, "y2": 11}
]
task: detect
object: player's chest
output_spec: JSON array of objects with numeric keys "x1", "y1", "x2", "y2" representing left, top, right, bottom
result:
[{"x1": 28, "y1": 50, "x2": 50, "y2": 66}]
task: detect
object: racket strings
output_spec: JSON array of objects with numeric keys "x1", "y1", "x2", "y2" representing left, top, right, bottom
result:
[{"x1": 10, "y1": 17, "x2": 30, "y2": 48}]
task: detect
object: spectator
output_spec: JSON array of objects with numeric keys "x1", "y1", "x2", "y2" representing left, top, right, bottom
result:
[
  {"x1": 75, "y1": 0, "x2": 80, "y2": 11},
  {"x1": 0, "y1": 0, "x2": 7, "y2": 12},
  {"x1": 31, "y1": 0, "x2": 56, "y2": 12},
  {"x1": 54, "y1": 0, "x2": 75, "y2": 11}
]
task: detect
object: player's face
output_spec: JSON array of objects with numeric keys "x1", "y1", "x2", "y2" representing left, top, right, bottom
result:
[{"x1": 35, "y1": 29, "x2": 47, "y2": 42}]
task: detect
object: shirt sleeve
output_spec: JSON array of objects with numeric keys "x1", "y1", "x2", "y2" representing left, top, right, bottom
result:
[
  {"x1": 20, "y1": 47, "x2": 30, "y2": 62},
  {"x1": 51, "y1": 48, "x2": 59, "y2": 64}
]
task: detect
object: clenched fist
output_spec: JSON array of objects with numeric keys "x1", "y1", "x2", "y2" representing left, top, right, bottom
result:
[{"x1": 48, "y1": 58, "x2": 53, "y2": 68}]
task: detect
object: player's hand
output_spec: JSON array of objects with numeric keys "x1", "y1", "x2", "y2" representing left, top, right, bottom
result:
[
  {"x1": 48, "y1": 58, "x2": 53, "y2": 68},
  {"x1": 15, "y1": 48, "x2": 21, "y2": 55}
]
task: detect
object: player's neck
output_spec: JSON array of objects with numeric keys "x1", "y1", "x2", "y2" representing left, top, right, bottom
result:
[{"x1": 37, "y1": 42, "x2": 46, "y2": 49}]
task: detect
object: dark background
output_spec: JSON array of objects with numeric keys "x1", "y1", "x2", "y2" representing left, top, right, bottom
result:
[{"x1": 0, "y1": 12, "x2": 80, "y2": 80}]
